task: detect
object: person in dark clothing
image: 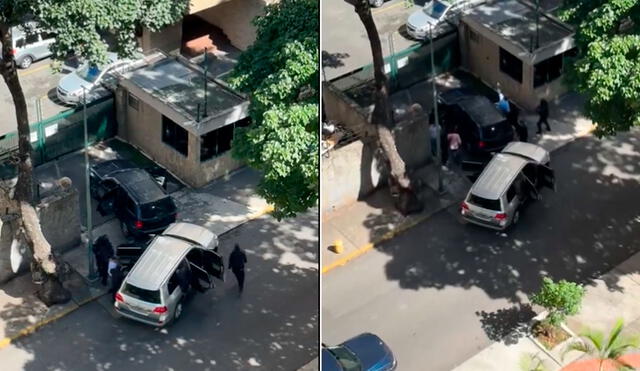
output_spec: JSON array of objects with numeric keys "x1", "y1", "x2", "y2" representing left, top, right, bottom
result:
[
  {"x1": 228, "y1": 244, "x2": 248, "y2": 295},
  {"x1": 175, "y1": 261, "x2": 191, "y2": 293},
  {"x1": 536, "y1": 99, "x2": 551, "y2": 134},
  {"x1": 92, "y1": 235, "x2": 114, "y2": 286},
  {"x1": 109, "y1": 264, "x2": 124, "y2": 300}
]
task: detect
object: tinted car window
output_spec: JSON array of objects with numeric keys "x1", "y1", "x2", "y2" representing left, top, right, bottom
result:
[
  {"x1": 325, "y1": 346, "x2": 362, "y2": 371},
  {"x1": 123, "y1": 283, "x2": 160, "y2": 303},
  {"x1": 506, "y1": 184, "x2": 516, "y2": 202},
  {"x1": 481, "y1": 121, "x2": 512, "y2": 140},
  {"x1": 468, "y1": 194, "x2": 501, "y2": 211},
  {"x1": 140, "y1": 197, "x2": 176, "y2": 219}
]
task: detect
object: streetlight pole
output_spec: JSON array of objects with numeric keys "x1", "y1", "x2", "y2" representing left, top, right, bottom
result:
[
  {"x1": 83, "y1": 88, "x2": 97, "y2": 282},
  {"x1": 430, "y1": 24, "x2": 444, "y2": 194},
  {"x1": 203, "y1": 48, "x2": 209, "y2": 118}
]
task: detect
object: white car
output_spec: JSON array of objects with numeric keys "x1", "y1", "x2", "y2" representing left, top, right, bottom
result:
[
  {"x1": 406, "y1": 0, "x2": 482, "y2": 40},
  {"x1": 56, "y1": 52, "x2": 129, "y2": 105}
]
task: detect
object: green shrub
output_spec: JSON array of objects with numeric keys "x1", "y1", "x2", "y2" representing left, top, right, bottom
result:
[{"x1": 531, "y1": 277, "x2": 585, "y2": 326}]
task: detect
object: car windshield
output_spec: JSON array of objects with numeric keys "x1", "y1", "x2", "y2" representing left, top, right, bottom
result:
[
  {"x1": 76, "y1": 63, "x2": 103, "y2": 83},
  {"x1": 122, "y1": 283, "x2": 160, "y2": 303},
  {"x1": 468, "y1": 194, "x2": 501, "y2": 211},
  {"x1": 327, "y1": 346, "x2": 362, "y2": 371},
  {"x1": 140, "y1": 197, "x2": 177, "y2": 219},
  {"x1": 423, "y1": 1, "x2": 450, "y2": 19}
]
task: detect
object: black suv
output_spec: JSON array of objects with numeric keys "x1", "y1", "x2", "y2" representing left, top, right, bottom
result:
[
  {"x1": 438, "y1": 89, "x2": 514, "y2": 155},
  {"x1": 90, "y1": 160, "x2": 177, "y2": 238}
]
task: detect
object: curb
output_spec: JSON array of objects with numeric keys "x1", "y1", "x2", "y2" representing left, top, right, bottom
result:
[
  {"x1": 0, "y1": 291, "x2": 105, "y2": 351},
  {"x1": 219, "y1": 204, "x2": 275, "y2": 237},
  {"x1": 0, "y1": 204, "x2": 273, "y2": 350},
  {"x1": 322, "y1": 123, "x2": 597, "y2": 275},
  {"x1": 322, "y1": 199, "x2": 457, "y2": 274}
]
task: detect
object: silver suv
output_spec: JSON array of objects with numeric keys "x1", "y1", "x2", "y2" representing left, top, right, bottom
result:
[
  {"x1": 10, "y1": 22, "x2": 55, "y2": 69},
  {"x1": 461, "y1": 142, "x2": 555, "y2": 230},
  {"x1": 114, "y1": 223, "x2": 225, "y2": 327}
]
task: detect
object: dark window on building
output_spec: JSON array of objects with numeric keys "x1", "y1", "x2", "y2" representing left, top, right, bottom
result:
[
  {"x1": 128, "y1": 93, "x2": 139, "y2": 110},
  {"x1": 162, "y1": 115, "x2": 189, "y2": 157},
  {"x1": 533, "y1": 53, "x2": 563, "y2": 88},
  {"x1": 499, "y1": 47, "x2": 522, "y2": 83},
  {"x1": 200, "y1": 118, "x2": 251, "y2": 162}
]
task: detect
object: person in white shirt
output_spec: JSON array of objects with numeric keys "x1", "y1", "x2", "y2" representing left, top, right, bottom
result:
[{"x1": 447, "y1": 126, "x2": 462, "y2": 168}]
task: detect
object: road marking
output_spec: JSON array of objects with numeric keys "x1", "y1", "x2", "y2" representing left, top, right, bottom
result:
[
  {"x1": 372, "y1": 2, "x2": 405, "y2": 15},
  {"x1": 18, "y1": 63, "x2": 51, "y2": 78}
]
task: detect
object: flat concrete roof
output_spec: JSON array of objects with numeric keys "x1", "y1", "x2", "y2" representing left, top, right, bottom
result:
[
  {"x1": 121, "y1": 54, "x2": 246, "y2": 124},
  {"x1": 464, "y1": 0, "x2": 572, "y2": 53}
]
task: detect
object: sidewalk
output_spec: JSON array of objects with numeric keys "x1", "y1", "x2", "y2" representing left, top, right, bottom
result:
[
  {"x1": 453, "y1": 251, "x2": 640, "y2": 371},
  {"x1": 322, "y1": 91, "x2": 594, "y2": 274},
  {"x1": 0, "y1": 165, "x2": 270, "y2": 349}
]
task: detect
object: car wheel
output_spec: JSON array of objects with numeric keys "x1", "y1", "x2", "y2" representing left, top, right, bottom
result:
[
  {"x1": 173, "y1": 302, "x2": 183, "y2": 322},
  {"x1": 18, "y1": 56, "x2": 33, "y2": 69},
  {"x1": 121, "y1": 221, "x2": 130, "y2": 237}
]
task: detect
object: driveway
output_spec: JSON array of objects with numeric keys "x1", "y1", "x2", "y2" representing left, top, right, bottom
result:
[
  {"x1": 0, "y1": 58, "x2": 82, "y2": 137},
  {"x1": 322, "y1": 131, "x2": 640, "y2": 370}
]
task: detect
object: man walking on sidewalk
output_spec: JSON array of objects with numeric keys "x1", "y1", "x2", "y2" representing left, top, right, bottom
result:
[
  {"x1": 536, "y1": 99, "x2": 551, "y2": 135},
  {"x1": 229, "y1": 244, "x2": 248, "y2": 295}
]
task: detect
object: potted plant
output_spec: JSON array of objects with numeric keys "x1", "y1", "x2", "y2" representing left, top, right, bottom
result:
[
  {"x1": 561, "y1": 319, "x2": 640, "y2": 371},
  {"x1": 530, "y1": 277, "x2": 585, "y2": 349}
]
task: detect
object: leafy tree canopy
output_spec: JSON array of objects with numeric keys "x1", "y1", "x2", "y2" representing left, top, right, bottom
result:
[
  {"x1": 24, "y1": 0, "x2": 188, "y2": 67},
  {"x1": 230, "y1": 0, "x2": 319, "y2": 219},
  {"x1": 558, "y1": 0, "x2": 640, "y2": 136}
]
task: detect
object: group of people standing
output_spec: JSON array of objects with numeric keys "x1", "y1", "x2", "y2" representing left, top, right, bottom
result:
[
  {"x1": 92, "y1": 235, "x2": 249, "y2": 299},
  {"x1": 428, "y1": 92, "x2": 552, "y2": 169}
]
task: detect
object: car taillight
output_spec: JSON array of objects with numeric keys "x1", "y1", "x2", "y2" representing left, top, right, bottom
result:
[
  {"x1": 478, "y1": 141, "x2": 486, "y2": 149},
  {"x1": 153, "y1": 306, "x2": 168, "y2": 314},
  {"x1": 134, "y1": 220, "x2": 143, "y2": 229},
  {"x1": 495, "y1": 213, "x2": 507, "y2": 220},
  {"x1": 115, "y1": 293, "x2": 124, "y2": 302}
]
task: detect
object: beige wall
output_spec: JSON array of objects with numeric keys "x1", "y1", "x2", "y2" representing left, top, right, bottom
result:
[
  {"x1": 117, "y1": 88, "x2": 243, "y2": 188},
  {"x1": 189, "y1": 0, "x2": 231, "y2": 14},
  {"x1": 460, "y1": 22, "x2": 568, "y2": 110},
  {"x1": 196, "y1": 0, "x2": 276, "y2": 50}
]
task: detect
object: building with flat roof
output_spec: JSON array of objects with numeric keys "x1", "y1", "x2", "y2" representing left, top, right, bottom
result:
[
  {"x1": 459, "y1": 0, "x2": 575, "y2": 110},
  {"x1": 115, "y1": 51, "x2": 249, "y2": 187}
]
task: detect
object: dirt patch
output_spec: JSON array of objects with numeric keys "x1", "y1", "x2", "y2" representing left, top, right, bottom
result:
[{"x1": 532, "y1": 321, "x2": 571, "y2": 350}]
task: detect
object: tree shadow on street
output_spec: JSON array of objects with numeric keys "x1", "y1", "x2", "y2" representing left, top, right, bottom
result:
[{"x1": 476, "y1": 304, "x2": 536, "y2": 344}]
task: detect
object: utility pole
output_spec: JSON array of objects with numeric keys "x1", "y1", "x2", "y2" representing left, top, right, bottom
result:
[
  {"x1": 203, "y1": 48, "x2": 209, "y2": 118},
  {"x1": 535, "y1": 0, "x2": 540, "y2": 50},
  {"x1": 83, "y1": 88, "x2": 97, "y2": 282},
  {"x1": 430, "y1": 24, "x2": 444, "y2": 194}
]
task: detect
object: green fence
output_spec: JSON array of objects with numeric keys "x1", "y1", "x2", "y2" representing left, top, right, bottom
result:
[
  {"x1": 332, "y1": 31, "x2": 460, "y2": 105},
  {"x1": 0, "y1": 95, "x2": 117, "y2": 177}
]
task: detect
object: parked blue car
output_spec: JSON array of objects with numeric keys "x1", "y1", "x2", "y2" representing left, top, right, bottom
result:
[{"x1": 322, "y1": 333, "x2": 397, "y2": 371}]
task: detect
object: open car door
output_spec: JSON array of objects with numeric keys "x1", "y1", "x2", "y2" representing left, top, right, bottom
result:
[
  {"x1": 202, "y1": 250, "x2": 225, "y2": 281},
  {"x1": 116, "y1": 244, "x2": 144, "y2": 271},
  {"x1": 96, "y1": 189, "x2": 116, "y2": 216},
  {"x1": 189, "y1": 262, "x2": 213, "y2": 290},
  {"x1": 522, "y1": 174, "x2": 541, "y2": 201},
  {"x1": 539, "y1": 164, "x2": 556, "y2": 191}
]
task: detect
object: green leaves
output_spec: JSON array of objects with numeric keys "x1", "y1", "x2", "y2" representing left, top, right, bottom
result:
[
  {"x1": 559, "y1": 0, "x2": 640, "y2": 136},
  {"x1": 32, "y1": 0, "x2": 188, "y2": 66},
  {"x1": 230, "y1": 0, "x2": 319, "y2": 219},
  {"x1": 530, "y1": 277, "x2": 585, "y2": 327}
]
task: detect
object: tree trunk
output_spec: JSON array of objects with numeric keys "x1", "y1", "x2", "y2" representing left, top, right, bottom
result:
[
  {"x1": 0, "y1": 24, "x2": 70, "y2": 306},
  {"x1": 350, "y1": 0, "x2": 422, "y2": 215}
]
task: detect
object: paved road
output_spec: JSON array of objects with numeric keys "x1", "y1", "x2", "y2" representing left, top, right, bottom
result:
[
  {"x1": 1, "y1": 209, "x2": 319, "y2": 371},
  {"x1": 0, "y1": 59, "x2": 77, "y2": 137},
  {"x1": 322, "y1": 132, "x2": 640, "y2": 370}
]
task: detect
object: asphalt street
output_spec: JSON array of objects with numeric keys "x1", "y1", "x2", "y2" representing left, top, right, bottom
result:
[
  {"x1": 0, "y1": 59, "x2": 78, "y2": 137},
  {"x1": 322, "y1": 132, "x2": 640, "y2": 370},
  {"x1": 1, "y1": 209, "x2": 319, "y2": 371}
]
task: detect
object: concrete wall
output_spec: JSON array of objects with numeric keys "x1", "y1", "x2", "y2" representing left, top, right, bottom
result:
[
  {"x1": 189, "y1": 0, "x2": 232, "y2": 14},
  {"x1": 321, "y1": 116, "x2": 431, "y2": 215},
  {"x1": 322, "y1": 83, "x2": 373, "y2": 137},
  {"x1": 140, "y1": 20, "x2": 183, "y2": 55},
  {"x1": 460, "y1": 21, "x2": 568, "y2": 110},
  {"x1": 0, "y1": 188, "x2": 80, "y2": 283},
  {"x1": 196, "y1": 0, "x2": 276, "y2": 50},
  {"x1": 117, "y1": 88, "x2": 243, "y2": 188}
]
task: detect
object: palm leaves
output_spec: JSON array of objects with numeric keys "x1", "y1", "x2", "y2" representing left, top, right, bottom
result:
[{"x1": 563, "y1": 319, "x2": 639, "y2": 371}]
